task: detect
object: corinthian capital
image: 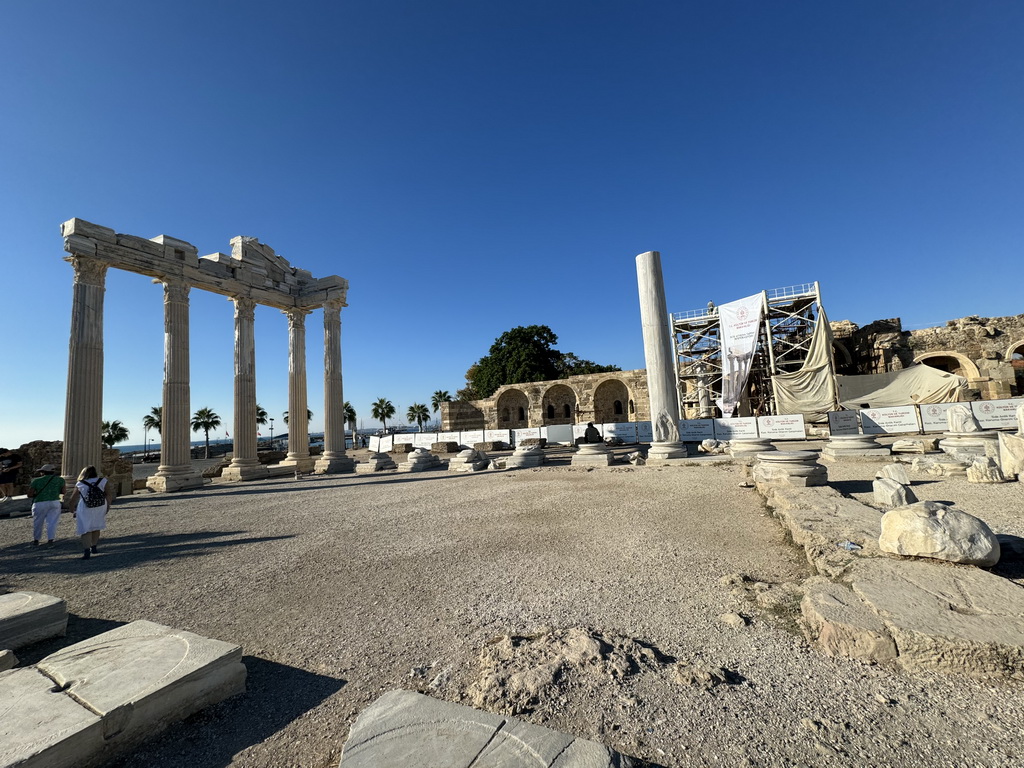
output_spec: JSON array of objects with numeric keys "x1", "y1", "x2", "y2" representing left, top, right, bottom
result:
[
  {"x1": 284, "y1": 307, "x2": 312, "y2": 331},
  {"x1": 232, "y1": 296, "x2": 256, "y2": 321},
  {"x1": 162, "y1": 278, "x2": 191, "y2": 304},
  {"x1": 70, "y1": 256, "x2": 109, "y2": 287}
]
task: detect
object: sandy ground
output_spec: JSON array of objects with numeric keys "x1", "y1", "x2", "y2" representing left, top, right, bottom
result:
[{"x1": 2, "y1": 448, "x2": 1023, "y2": 767}]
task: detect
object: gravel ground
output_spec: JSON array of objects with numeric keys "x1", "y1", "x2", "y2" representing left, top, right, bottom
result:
[{"x1": 2, "y1": 452, "x2": 1023, "y2": 767}]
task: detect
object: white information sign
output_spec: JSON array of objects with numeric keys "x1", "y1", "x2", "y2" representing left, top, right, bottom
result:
[
  {"x1": 827, "y1": 411, "x2": 860, "y2": 436},
  {"x1": 544, "y1": 425, "x2": 574, "y2": 445},
  {"x1": 756, "y1": 414, "x2": 805, "y2": 440},
  {"x1": 919, "y1": 403, "x2": 959, "y2": 433},
  {"x1": 972, "y1": 399, "x2": 1021, "y2": 430},
  {"x1": 439, "y1": 431, "x2": 461, "y2": 444},
  {"x1": 393, "y1": 433, "x2": 414, "y2": 445},
  {"x1": 461, "y1": 430, "x2": 484, "y2": 446},
  {"x1": 636, "y1": 421, "x2": 654, "y2": 442},
  {"x1": 603, "y1": 422, "x2": 637, "y2": 443},
  {"x1": 678, "y1": 419, "x2": 715, "y2": 440},
  {"x1": 484, "y1": 429, "x2": 512, "y2": 444},
  {"x1": 412, "y1": 432, "x2": 436, "y2": 448},
  {"x1": 713, "y1": 417, "x2": 758, "y2": 440},
  {"x1": 513, "y1": 427, "x2": 541, "y2": 446},
  {"x1": 368, "y1": 435, "x2": 381, "y2": 452},
  {"x1": 860, "y1": 406, "x2": 921, "y2": 435},
  {"x1": 378, "y1": 435, "x2": 394, "y2": 452}
]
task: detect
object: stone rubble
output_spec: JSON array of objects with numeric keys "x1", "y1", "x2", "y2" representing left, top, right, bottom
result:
[
  {"x1": 966, "y1": 456, "x2": 1006, "y2": 484},
  {"x1": 879, "y1": 500, "x2": 1001, "y2": 566},
  {"x1": 872, "y1": 477, "x2": 917, "y2": 508}
]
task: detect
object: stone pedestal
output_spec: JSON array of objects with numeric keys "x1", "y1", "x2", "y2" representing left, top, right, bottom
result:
[
  {"x1": 939, "y1": 431, "x2": 1000, "y2": 463},
  {"x1": 571, "y1": 442, "x2": 613, "y2": 467},
  {"x1": 647, "y1": 441, "x2": 689, "y2": 460},
  {"x1": 448, "y1": 449, "x2": 489, "y2": 472},
  {"x1": 730, "y1": 438, "x2": 776, "y2": 458},
  {"x1": 507, "y1": 445, "x2": 544, "y2": 468},
  {"x1": 355, "y1": 453, "x2": 397, "y2": 473},
  {"x1": 753, "y1": 451, "x2": 827, "y2": 488},
  {"x1": 821, "y1": 434, "x2": 891, "y2": 460},
  {"x1": 398, "y1": 448, "x2": 443, "y2": 473}
]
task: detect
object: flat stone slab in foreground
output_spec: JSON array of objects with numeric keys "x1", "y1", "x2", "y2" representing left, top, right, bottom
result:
[
  {"x1": 340, "y1": 689, "x2": 643, "y2": 767},
  {"x1": 1, "y1": 619, "x2": 245, "y2": 768},
  {"x1": 0, "y1": 591, "x2": 67, "y2": 650}
]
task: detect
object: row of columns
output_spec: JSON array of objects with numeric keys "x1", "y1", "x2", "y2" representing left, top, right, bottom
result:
[{"x1": 61, "y1": 256, "x2": 353, "y2": 489}]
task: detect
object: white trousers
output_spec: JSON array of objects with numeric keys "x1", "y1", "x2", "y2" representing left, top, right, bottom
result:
[{"x1": 32, "y1": 501, "x2": 62, "y2": 541}]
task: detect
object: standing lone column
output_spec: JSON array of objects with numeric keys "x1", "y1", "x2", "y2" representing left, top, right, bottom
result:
[
  {"x1": 222, "y1": 296, "x2": 268, "y2": 481},
  {"x1": 61, "y1": 256, "x2": 108, "y2": 483},
  {"x1": 315, "y1": 298, "x2": 355, "y2": 474},
  {"x1": 636, "y1": 250, "x2": 687, "y2": 460},
  {"x1": 149, "y1": 279, "x2": 203, "y2": 492},
  {"x1": 280, "y1": 308, "x2": 315, "y2": 471}
]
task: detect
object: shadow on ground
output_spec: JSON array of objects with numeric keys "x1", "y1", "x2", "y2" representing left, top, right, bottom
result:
[
  {"x1": 105, "y1": 655, "x2": 346, "y2": 768},
  {"x1": 0, "y1": 530, "x2": 293, "y2": 583}
]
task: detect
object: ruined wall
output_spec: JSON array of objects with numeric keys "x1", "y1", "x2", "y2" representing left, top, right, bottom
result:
[
  {"x1": 0, "y1": 441, "x2": 134, "y2": 497},
  {"x1": 831, "y1": 314, "x2": 1024, "y2": 399},
  {"x1": 441, "y1": 369, "x2": 651, "y2": 430}
]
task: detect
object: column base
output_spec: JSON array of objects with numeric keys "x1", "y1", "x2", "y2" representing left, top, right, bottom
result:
[
  {"x1": 146, "y1": 470, "x2": 204, "y2": 493},
  {"x1": 221, "y1": 462, "x2": 270, "y2": 482},
  {"x1": 278, "y1": 456, "x2": 317, "y2": 473},
  {"x1": 314, "y1": 454, "x2": 355, "y2": 474},
  {"x1": 647, "y1": 441, "x2": 690, "y2": 460}
]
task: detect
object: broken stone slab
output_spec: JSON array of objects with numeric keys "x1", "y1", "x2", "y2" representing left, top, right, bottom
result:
[
  {"x1": 967, "y1": 456, "x2": 1006, "y2": 484},
  {"x1": 891, "y1": 438, "x2": 939, "y2": 454},
  {"x1": 799, "y1": 576, "x2": 897, "y2": 663},
  {"x1": 997, "y1": 431, "x2": 1024, "y2": 481},
  {"x1": 339, "y1": 689, "x2": 642, "y2": 767},
  {"x1": 571, "y1": 442, "x2": 613, "y2": 467},
  {"x1": 875, "y1": 463, "x2": 911, "y2": 486},
  {"x1": 355, "y1": 452, "x2": 398, "y2": 473},
  {"x1": 910, "y1": 455, "x2": 969, "y2": 477},
  {"x1": 448, "y1": 449, "x2": 489, "y2": 472},
  {"x1": 939, "y1": 432, "x2": 1000, "y2": 463},
  {"x1": 0, "y1": 592, "x2": 67, "y2": 650},
  {"x1": 848, "y1": 557, "x2": 1024, "y2": 677},
  {"x1": 397, "y1": 448, "x2": 443, "y2": 473},
  {"x1": 872, "y1": 477, "x2": 917, "y2": 508},
  {"x1": 0, "y1": 667, "x2": 105, "y2": 768},
  {"x1": 879, "y1": 501, "x2": 1000, "y2": 566}
]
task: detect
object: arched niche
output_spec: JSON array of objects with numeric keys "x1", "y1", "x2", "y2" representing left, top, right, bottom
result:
[
  {"x1": 541, "y1": 383, "x2": 577, "y2": 425},
  {"x1": 913, "y1": 350, "x2": 981, "y2": 381},
  {"x1": 496, "y1": 388, "x2": 530, "y2": 427},
  {"x1": 593, "y1": 378, "x2": 630, "y2": 423}
]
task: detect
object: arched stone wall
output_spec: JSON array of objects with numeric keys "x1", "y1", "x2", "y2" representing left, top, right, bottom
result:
[
  {"x1": 914, "y1": 351, "x2": 981, "y2": 381},
  {"x1": 496, "y1": 388, "x2": 530, "y2": 428},
  {"x1": 1008, "y1": 340, "x2": 1024, "y2": 396},
  {"x1": 593, "y1": 379, "x2": 630, "y2": 423},
  {"x1": 541, "y1": 383, "x2": 578, "y2": 425}
]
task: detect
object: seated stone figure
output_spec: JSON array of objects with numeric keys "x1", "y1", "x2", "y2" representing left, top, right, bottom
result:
[{"x1": 945, "y1": 403, "x2": 981, "y2": 433}]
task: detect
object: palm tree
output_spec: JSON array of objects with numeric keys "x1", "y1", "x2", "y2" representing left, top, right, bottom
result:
[
  {"x1": 407, "y1": 403, "x2": 430, "y2": 432},
  {"x1": 101, "y1": 420, "x2": 130, "y2": 449},
  {"x1": 371, "y1": 398, "x2": 395, "y2": 432},
  {"x1": 431, "y1": 390, "x2": 451, "y2": 429},
  {"x1": 344, "y1": 401, "x2": 357, "y2": 445},
  {"x1": 282, "y1": 408, "x2": 313, "y2": 425},
  {"x1": 191, "y1": 407, "x2": 221, "y2": 459},
  {"x1": 256, "y1": 404, "x2": 268, "y2": 427},
  {"x1": 142, "y1": 406, "x2": 162, "y2": 458}
]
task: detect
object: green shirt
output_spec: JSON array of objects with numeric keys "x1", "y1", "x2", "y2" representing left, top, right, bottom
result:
[{"x1": 30, "y1": 475, "x2": 64, "y2": 503}]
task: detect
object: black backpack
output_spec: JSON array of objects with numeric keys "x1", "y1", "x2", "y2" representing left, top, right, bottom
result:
[{"x1": 82, "y1": 479, "x2": 107, "y2": 508}]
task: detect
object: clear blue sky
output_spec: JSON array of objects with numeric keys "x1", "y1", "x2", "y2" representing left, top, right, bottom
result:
[{"x1": 2, "y1": 1, "x2": 1022, "y2": 447}]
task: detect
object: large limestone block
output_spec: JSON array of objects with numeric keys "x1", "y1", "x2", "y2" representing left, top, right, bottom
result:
[
  {"x1": 879, "y1": 501, "x2": 1000, "y2": 566},
  {"x1": 875, "y1": 463, "x2": 910, "y2": 486},
  {"x1": 0, "y1": 592, "x2": 67, "y2": 650},
  {"x1": 967, "y1": 457, "x2": 1006, "y2": 484},
  {"x1": 872, "y1": 477, "x2": 916, "y2": 508},
  {"x1": 849, "y1": 558, "x2": 1024, "y2": 676},
  {"x1": 998, "y1": 431, "x2": 1024, "y2": 480},
  {"x1": 799, "y1": 577, "x2": 897, "y2": 663},
  {"x1": 37, "y1": 620, "x2": 246, "y2": 744},
  {"x1": 339, "y1": 689, "x2": 641, "y2": 767},
  {"x1": 0, "y1": 667, "x2": 104, "y2": 768}
]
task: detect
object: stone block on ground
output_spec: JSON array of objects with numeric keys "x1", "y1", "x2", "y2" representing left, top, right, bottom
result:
[
  {"x1": 0, "y1": 649, "x2": 16, "y2": 672},
  {"x1": 448, "y1": 449, "x2": 489, "y2": 472},
  {"x1": 390, "y1": 443, "x2": 415, "y2": 455},
  {"x1": 967, "y1": 457, "x2": 1006, "y2": 484},
  {"x1": 997, "y1": 431, "x2": 1024, "y2": 481},
  {"x1": 891, "y1": 438, "x2": 939, "y2": 454},
  {"x1": 397, "y1": 448, "x2": 443, "y2": 473},
  {"x1": 430, "y1": 442, "x2": 460, "y2": 454},
  {"x1": 872, "y1": 477, "x2": 917, "y2": 508},
  {"x1": 0, "y1": 496, "x2": 32, "y2": 518},
  {"x1": 355, "y1": 453, "x2": 398, "y2": 473},
  {"x1": 879, "y1": 501, "x2": 1000, "y2": 566},
  {"x1": 519, "y1": 437, "x2": 547, "y2": 448},
  {"x1": 339, "y1": 689, "x2": 642, "y2": 767},
  {"x1": 472, "y1": 441, "x2": 504, "y2": 451},
  {"x1": 799, "y1": 577, "x2": 897, "y2": 663},
  {"x1": 876, "y1": 463, "x2": 911, "y2": 486},
  {"x1": 37, "y1": 619, "x2": 246, "y2": 746},
  {"x1": 0, "y1": 592, "x2": 67, "y2": 650}
]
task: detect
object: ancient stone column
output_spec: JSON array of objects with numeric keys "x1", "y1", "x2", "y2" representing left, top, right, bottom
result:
[
  {"x1": 61, "y1": 256, "x2": 108, "y2": 483},
  {"x1": 222, "y1": 297, "x2": 268, "y2": 481},
  {"x1": 635, "y1": 251, "x2": 687, "y2": 460},
  {"x1": 149, "y1": 279, "x2": 203, "y2": 492},
  {"x1": 280, "y1": 307, "x2": 315, "y2": 471},
  {"x1": 315, "y1": 298, "x2": 354, "y2": 474}
]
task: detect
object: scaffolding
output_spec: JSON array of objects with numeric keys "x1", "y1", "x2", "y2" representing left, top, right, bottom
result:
[{"x1": 672, "y1": 281, "x2": 825, "y2": 418}]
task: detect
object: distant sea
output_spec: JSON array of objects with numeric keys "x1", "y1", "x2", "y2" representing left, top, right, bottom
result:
[{"x1": 117, "y1": 431, "x2": 374, "y2": 454}]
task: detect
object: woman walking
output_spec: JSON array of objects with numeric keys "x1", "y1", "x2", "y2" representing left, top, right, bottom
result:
[{"x1": 65, "y1": 466, "x2": 114, "y2": 560}]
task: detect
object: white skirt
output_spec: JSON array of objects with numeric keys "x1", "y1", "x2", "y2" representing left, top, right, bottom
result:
[{"x1": 76, "y1": 501, "x2": 107, "y2": 535}]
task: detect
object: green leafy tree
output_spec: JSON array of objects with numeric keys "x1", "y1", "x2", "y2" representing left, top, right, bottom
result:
[
  {"x1": 371, "y1": 398, "x2": 395, "y2": 432},
  {"x1": 101, "y1": 420, "x2": 130, "y2": 449},
  {"x1": 407, "y1": 403, "x2": 430, "y2": 431},
  {"x1": 456, "y1": 364, "x2": 481, "y2": 401},
  {"x1": 282, "y1": 408, "x2": 313, "y2": 425},
  {"x1": 555, "y1": 353, "x2": 621, "y2": 377},
  {"x1": 191, "y1": 407, "x2": 222, "y2": 459}
]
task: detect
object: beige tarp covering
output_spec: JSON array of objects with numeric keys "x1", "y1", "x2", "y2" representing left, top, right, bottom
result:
[
  {"x1": 837, "y1": 365, "x2": 966, "y2": 409},
  {"x1": 772, "y1": 307, "x2": 967, "y2": 421},
  {"x1": 772, "y1": 308, "x2": 838, "y2": 422}
]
